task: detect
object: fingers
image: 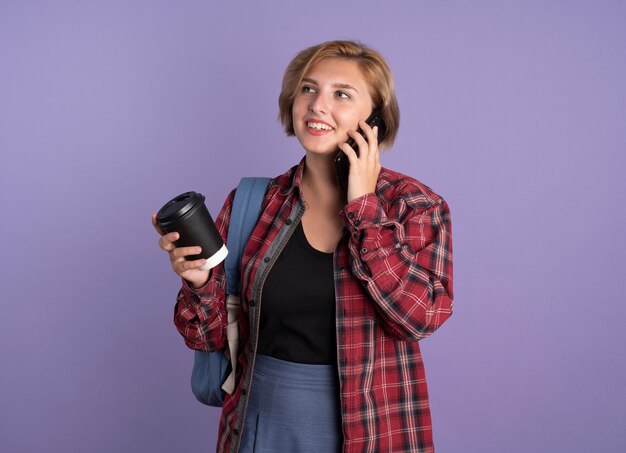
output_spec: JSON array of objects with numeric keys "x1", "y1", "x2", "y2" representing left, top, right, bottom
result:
[
  {"x1": 358, "y1": 121, "x2": 379, "y2": 161},
  {"x1": 342, "y1": 121, "x2": 381, "y2": 203},
  {"x1": 345, "y1": 121, "x2": 379, "y2": 161},
  {"x1": 339, "y1": 140, "x2": 358, "y2": 165},
  {"x1": 157, "y1": 231, "x2": 203, "y2": 264},
  {"x1": 158, "y1": 231, "x2": 179, "y2": 252},
  {"x1": 173, "y1": 256, "x2": 208, "y2": 273},
  {"x1": 152, "y1": 213, "x2": 209, "y2": 284},
  {"x1": 165, "y1": 242, "x2": 207, "y2": 275},
  {"x1": 170, "y1": 245, "x2": 202, "y2": 262},
  {"x1": 154, "y1": 216, "x2": 202, "y2": 260},
  {"x1": 363, "y1": 124, "x2": 379, "y2": 162}
]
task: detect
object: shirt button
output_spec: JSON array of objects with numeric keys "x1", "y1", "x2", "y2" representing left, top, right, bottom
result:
[
  {"x1": 348, "y1": 212, "x2": 355, "y2": 219},
  {"x1": 242, "y1": 388, "x2": 247, "y2": 396},
  {"x1": 337, "y1": 266, "x2": 344, "y2": 272},
  {"x1": 263, "y1": 257, "x2": 270, "y2": 263},
  {"x1": 361, "y1": 247, "x2": 368, "y2": 254},
  {"x1": 233, "y1": 429, "x2": 239, "y2": 436},
  {"x1": 354, "y1": 220, "x2": 361, "y2": 227},
  {"x1": 285, "y1": 219, "x2": 292, "y2": 225},
  {"x1": 249, "y1": 299, "x2": 256, "y2": 307},
  {"x1": 394, "y1": 243, "x2": 401, "y2": 249}
]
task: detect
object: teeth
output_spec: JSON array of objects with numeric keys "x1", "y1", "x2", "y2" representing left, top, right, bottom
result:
[{"x1": 307, "y1": 122, "x2": 333, "y2": 131}]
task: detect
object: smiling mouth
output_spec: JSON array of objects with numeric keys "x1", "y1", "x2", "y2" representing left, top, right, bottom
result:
[{"x1": 307, "y1": 121, "x2": 334, "y2": 131}]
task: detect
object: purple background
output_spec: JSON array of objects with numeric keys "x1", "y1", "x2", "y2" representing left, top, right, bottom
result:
[{"x1": 1, "y1": 1, "x2": 624, "y2": 452}]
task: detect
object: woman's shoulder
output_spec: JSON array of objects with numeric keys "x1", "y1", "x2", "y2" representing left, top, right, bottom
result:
[
  {"x1": 377, "y1": 167, "x2": 447, "y2": 210},
  {"x1": 265, "y1": 162, "x2": 303, "y2": 195}
]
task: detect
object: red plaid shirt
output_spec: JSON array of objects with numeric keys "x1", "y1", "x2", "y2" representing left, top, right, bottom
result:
[{"x1": 174, "y1": 159, "x2": 453, "y2": 453}]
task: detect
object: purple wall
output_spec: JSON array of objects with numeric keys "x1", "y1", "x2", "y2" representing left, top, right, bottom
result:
[{"x1": 1, "y1": 1, "x2": 624, "y2": 452}]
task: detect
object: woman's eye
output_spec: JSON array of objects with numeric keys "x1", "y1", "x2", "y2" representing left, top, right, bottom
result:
[
  {"x1": 302, "y1": 85, "x2": 316, "y2": 93},
  {"x1": 336, "y1": 91, "x2": 350, "y2": 99}
]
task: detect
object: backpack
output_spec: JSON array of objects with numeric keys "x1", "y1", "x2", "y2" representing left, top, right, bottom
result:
[{"x1": 190, "y1": 177, "x2": 270, "y2": 407}]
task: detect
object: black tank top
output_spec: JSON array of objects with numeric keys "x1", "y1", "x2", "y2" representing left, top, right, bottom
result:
[{"x1": 258, "y1": 222, "x2": 337, "y2": 364}]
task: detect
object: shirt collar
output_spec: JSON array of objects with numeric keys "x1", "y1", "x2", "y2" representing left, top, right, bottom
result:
[
  {"x1": 275, "y1": 156, "x2": 306, "y2": 198},
  {"x1": 293, "y1": 157, "x2": 306, "y2": 192}
]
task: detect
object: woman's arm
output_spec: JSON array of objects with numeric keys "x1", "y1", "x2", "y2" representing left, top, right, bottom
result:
[
  {"x1": 344, "y1": 178, "x2": 453, "y2": 342},
  {"x1": 159, "y1": 189, "x2": 237, "y2": 351}
]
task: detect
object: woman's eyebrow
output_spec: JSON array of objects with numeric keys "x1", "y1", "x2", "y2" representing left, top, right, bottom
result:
[
  {"x1": 332, "y1": 83, "x2": 358, "y2": 93},
  {"x1": 300, "y1": 78, "x2": 359, "y2": 93},
  {"x1": 301, "y1": 77, "x2": 318, "y2": 85}
]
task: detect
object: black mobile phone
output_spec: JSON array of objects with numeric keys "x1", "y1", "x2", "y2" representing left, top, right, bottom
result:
[{"x1": 334, "y1": 109, "x2": 386, "y2": 189}]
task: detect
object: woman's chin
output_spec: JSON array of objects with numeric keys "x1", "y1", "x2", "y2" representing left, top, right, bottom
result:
[
  {"x1": 304, "y1": 146, "x2": 339, "y2": 158},
  {"x1": 301, "y1": 139, "x2": 339, "y2": 154}
]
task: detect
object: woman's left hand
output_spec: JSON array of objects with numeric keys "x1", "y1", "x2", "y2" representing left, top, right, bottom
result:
[{"x1": 339, "y1": 120, "x2": 382, "y2": 203}]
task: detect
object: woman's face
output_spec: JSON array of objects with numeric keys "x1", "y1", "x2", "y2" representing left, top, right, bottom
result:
[{"x1": 292, "y1": 58, "x2": 373, "y2": 156}]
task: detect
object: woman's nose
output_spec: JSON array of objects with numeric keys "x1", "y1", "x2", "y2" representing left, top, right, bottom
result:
[{"x1": 309, "y1": 94, "x2": 328, "y2": 114}]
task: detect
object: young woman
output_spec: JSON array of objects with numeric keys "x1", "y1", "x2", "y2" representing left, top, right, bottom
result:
[{"x1": 153, "y1": 40, "x2": 453, "y2": 453}]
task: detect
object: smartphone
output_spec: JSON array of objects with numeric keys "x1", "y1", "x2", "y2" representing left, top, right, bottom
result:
[{"x1": 334, "y1": 109, "x2": 386, "y2": 189}]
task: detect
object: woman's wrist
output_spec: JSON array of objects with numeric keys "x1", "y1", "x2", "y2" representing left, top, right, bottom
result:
[{"x1": 186, "y1": 270, "x2": 211, "y2": 290}]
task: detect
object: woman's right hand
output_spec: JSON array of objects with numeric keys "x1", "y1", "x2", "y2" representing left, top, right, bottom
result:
[{"x1": 152, "y1": 213, "x2": 211, "y2": 289}]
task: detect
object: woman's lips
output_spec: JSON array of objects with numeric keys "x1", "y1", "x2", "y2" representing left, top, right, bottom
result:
[{"x1": 305, "y1": 120, "x2": 334, "y2": 136}]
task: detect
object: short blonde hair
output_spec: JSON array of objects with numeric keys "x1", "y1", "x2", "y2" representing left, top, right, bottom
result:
[{"x1": 278, "y1": 40, "x2": 400, "y2": 149}]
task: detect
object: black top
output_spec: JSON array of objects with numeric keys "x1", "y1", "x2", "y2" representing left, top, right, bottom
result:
[{"x1": 258, "y1": 222, "x2": 337, "y2": 364}]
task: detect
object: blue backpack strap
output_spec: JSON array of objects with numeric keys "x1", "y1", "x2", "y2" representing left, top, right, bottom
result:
[
  {"x1": 191, "y1": 176, "x2": 269, "y2": 407},
  {"x1": 224, "y1": 177, "x2": 271, "y2": 296}
]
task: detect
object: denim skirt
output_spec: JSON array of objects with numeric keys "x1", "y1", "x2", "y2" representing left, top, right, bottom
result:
[{"x1": 238, "y1": 354, "x2": 342, "y2": 453}]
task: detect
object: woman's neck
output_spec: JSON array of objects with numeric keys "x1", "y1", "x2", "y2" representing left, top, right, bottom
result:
[
  {"x1": 299, "y1": 152, "x2": 347, "y2": 252},
  {"x1": 301, "y1": 153, "x2": 345, "y2": 205}
]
